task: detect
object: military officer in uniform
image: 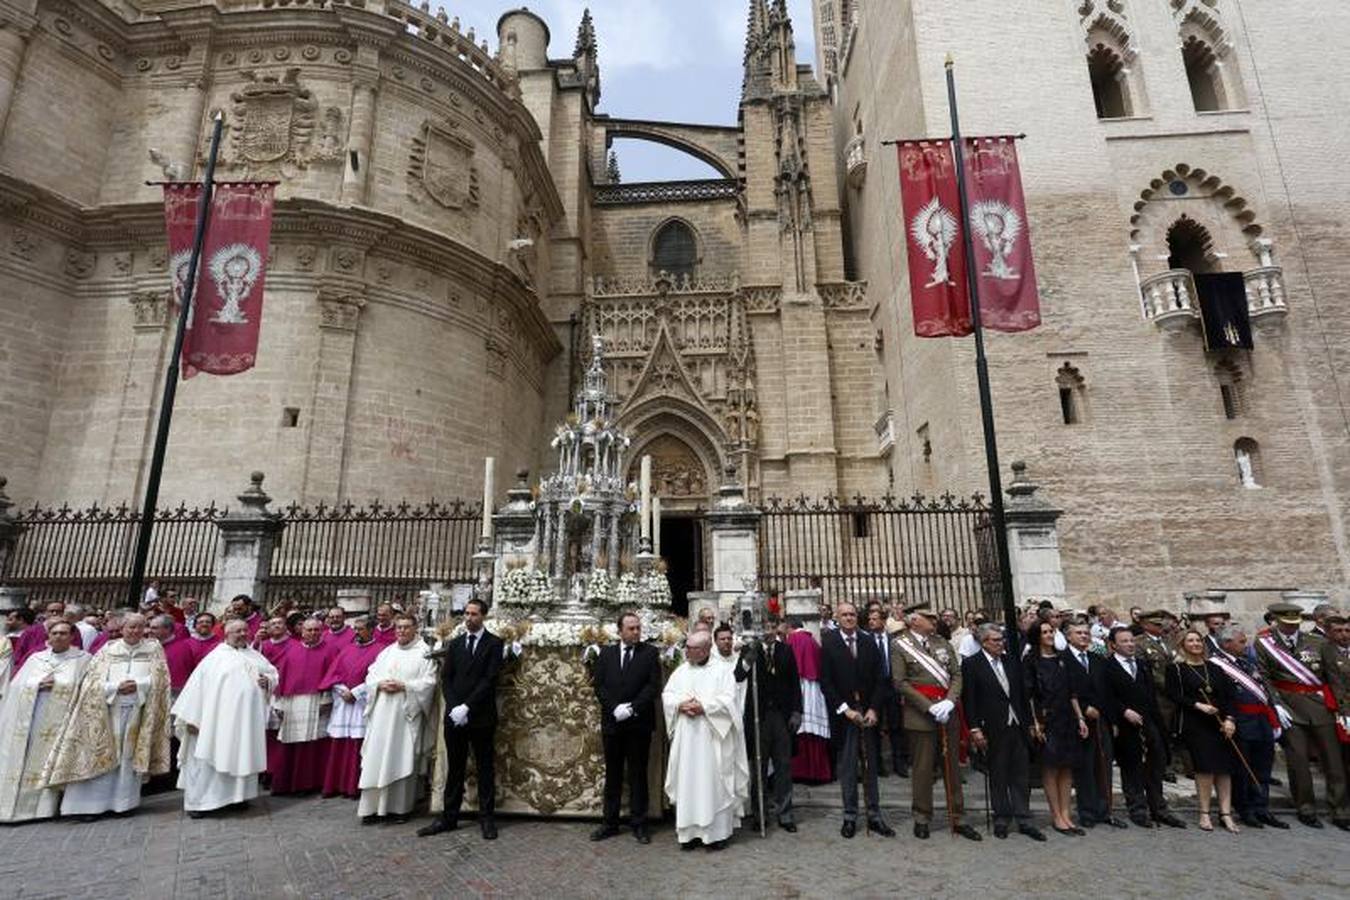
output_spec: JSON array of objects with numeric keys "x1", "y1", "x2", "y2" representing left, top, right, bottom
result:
[
  {"x1": 891, "y1": 605, "x2": 980, "y2": 840},
  {"x1": 1135, "y1": 610, "x2": 1180, "y2": 778},
  {"x1": 1323, "y1": 614, "x2": 1350, "y2": 798},
  {"x1": 1255, "y1": 602, "x2": 1348, "y2": 829}
]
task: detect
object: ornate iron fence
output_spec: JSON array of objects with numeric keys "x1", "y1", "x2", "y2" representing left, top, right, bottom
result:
[
  {"x1": 1, "y1": 502, "x2": 223, "y2": 609},
  {"x1": 267, "y1": 499, "x2": 483, "y2": 610},
  {"x1": 757, "y1": 493, "x2": 997, "y2": 616}
]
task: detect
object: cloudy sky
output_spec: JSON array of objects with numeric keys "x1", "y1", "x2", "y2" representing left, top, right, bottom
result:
[{"x1": 453, "y1": 1, "x2": 817, "y2": 180}]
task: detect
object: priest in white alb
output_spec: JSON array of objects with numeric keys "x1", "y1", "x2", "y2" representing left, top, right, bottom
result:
[
  {"x1": 0, "y1": 621, "x2": 91, "y2": 822},
  {"x1": 662, "y1": 630, "x2": 747, "y2": 850},
  {"x1": 357, "y1": 614, "x2": 439, "y2": 823},
  {"x1": 171, "y1": 618, "x2": 278, "y2": 817},
  {"x1": 45, "y1": 612, "x2": 172, "y2": 819}
]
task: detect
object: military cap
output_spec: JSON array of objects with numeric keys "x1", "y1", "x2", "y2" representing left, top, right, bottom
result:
[
  {"x1": 904, "y1": 603, "x2": 938, "y2": 619},
  {"x1": 1266, "y1": 602, "x2": 1304, "y2": 625}
]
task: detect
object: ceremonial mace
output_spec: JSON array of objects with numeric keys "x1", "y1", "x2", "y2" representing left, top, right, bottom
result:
[
  {"x1": 938, "y1": 720, "x2": 959, "y2": 837},
  {"x1": 1197, "y1": 681, "x2": 1262, "y2": 790},
  {"x1": 739, "y1": 583, "x2": 767, "y2": 838}
]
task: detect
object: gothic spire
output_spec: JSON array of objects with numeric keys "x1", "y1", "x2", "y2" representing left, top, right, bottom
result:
[
  {"x1": 742, "y1": 0, "x2": 796, "y2": 100},
  {"x1": 574, "y1": 7, "x2": 596, "y2": 59}
]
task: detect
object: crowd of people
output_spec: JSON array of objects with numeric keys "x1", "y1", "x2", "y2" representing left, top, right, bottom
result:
[{"x1": 1, "y1": 587, "x2": 1347, "y2": 853}]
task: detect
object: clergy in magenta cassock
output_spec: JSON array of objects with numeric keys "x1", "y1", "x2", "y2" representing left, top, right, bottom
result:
[
  {"x1": 271, "y1": 618, "x2": 337, "y2": 794},
  {"x1": 171, "y1": 620, "x2": 278, "y2": 814},
  {"x1": 322, "y1": 607, "x2": 357, "y2": 650},
  {"x1": 371, "y1": 604, "x2": 398, "y2": 646},
  {"x1": 0, "y1": 622, "x2": 90, "y2": 822},
  {"x1": 662, "y1": 631, "x2": 747, "y2": 849},
  {"x1": 45, "y1": 613, "x2": 172, "y2": 817},
  {"x1": 10, "y1": 612, "x2": 50, "y2": 675},
  {"x1": 319, "y1": 617, "x2": 385, "y2": 798},
  {"x1": 357, "y1": 615, "x2": 439, "y2": 820},
  {"x1": 153, "y1": 615, "x2": 199, "y2": 700}
]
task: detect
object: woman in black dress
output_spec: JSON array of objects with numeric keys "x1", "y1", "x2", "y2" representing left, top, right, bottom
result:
[
  {"x1": 1166, "y1": 629, "x2": 1240, "y2": 833},
  {"x1": 1024, "y1": 621, "x2": 1089, "y2": 835}
]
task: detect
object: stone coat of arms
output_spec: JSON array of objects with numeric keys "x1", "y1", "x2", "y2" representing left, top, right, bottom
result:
[
  {"x1": 214, "y1": 68, "x2": 344, "y2": 176},
  {"x1": 408, "y1": 121, "x2": 481, "y2": 210}
]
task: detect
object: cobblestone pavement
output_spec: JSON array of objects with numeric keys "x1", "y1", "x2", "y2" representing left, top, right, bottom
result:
[{"x1": 2, "y1": 778, "x2": 1346, "y2": 900}]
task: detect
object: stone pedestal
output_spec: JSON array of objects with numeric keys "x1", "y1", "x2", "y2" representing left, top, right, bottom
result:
[
  {"x1": 210, "y1": 472, "x2": 286, "y2": 614},
  {"x1": 492, "y1": 469, "x2": 538, "y2": 582},
  {"x1": 1003, "y1": 462, "x2": 1066, "y2": 605},
  {"x1": 707, "y1": 467, "x2": 761, "y2": 596}
]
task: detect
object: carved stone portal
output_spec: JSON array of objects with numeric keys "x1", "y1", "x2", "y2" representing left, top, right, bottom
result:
[
  {"x1": 633, "y1": 434, "x2": 710, "y2": 498},
  {"x1": 408, "y1": 120, "x2": 481, "y2": 210}
]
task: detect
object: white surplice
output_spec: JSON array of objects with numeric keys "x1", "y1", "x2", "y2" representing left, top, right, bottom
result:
[
  {"x1": 357, "y1": 638, "x2": 439, "y2": 817},
  {"x1": 170, "y1": 644, "x2": 278, "y2": 812},
  {"x1": 712, "y1": 652, "x2": 750, "y2": 812},
  {"x1": 663, "y1": 658, "x2": 746, "y2": 845},
  {"x1": 0, "y1": 648, "x2": 91, "y2": 822}
]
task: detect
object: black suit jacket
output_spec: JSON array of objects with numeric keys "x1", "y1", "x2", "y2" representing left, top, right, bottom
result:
[
  {"x1": 1098, "y1": 654, "x2": 1162, "y2": 731},
  {"x1": 961, "y1": 651, "x2": 1032, "y2": 737},
  {"x1": 440, "y1": 628, "x2": 504, "y2": 729},
  {"x1": 735, "y1": 639, "x2": 803, "y2": 718},
  {"x1": 1064, "y1": 648, "x2": 1107, "y2": 716},
  {"x1": 592, "y1": 641, "x2": 663, "y2": 735},
  {"x1": 819, "y1": 628, "x2": 886, "y2": 718}
]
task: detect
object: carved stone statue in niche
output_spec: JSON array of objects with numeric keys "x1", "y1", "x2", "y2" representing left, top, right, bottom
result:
[{"x1": 211, "y1": 68, "x2": 345, "y2": 178}]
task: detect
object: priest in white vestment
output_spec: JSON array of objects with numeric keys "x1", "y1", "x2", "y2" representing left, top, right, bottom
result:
[
  {"x1": 171, "y1": 619, "x2": 278, "y2": 816},
  {"x1": 662, "y1": 630, "x2": 747, "y2": 849},
  {"x1": 0, "y1": 622, "x2": 90, "y2": 822},
  {"x1": 46, "y1": 612, "x2": 172, "y2": 818},
  {"x1": 358, "y1": 615, "x2": 439, "y2": 822},
  {"x1": 711, "y1": 624, "x2": 750, "y2": 814}
]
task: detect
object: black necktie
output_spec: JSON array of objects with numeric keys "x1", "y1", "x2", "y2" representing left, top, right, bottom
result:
[
  {"x1": 876, "y1": 633, "x2": 889, "y2": 676},
  {"x1": 623, "y1": 645, "x2": 632, "y2": 670},
  {"x1": 1078, "y1": 651, "x2": 1089, "y2": 670},
  {"x1": 467, "y1": 633, "x2": 477, "y2": 657}
]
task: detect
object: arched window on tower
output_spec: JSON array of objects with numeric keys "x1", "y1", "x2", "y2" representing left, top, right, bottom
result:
[
  {"x1": 1182, "y1": 36, "x2": 1227, "y2": 112},
  {"x1": 1166, "y1": 215, "x2": 1216, "y2": 274},
  {"x1": 651, "y1": 220, "x2": 698, "y2": 280},
  {"x1": 1215, "y1": 358, "x2": 1244, "y2": 420},
  {"x1": 1056, "y1": 363, "x2": 1087, "y2": 425},
  {"x1": 1087, "y1": 44, "x2": 1132, "y2": 119}
]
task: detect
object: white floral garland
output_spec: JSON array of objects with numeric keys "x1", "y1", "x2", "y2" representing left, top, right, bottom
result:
[
  {"x1": 585, "y1": 569, "x2": 614, "y2": 604},
  {"x1": 640, "y1": 572, "x2": 673, "y2": 607},
  {"x1": 496, "y1": 567, "x2": 558, "y2": 607}
]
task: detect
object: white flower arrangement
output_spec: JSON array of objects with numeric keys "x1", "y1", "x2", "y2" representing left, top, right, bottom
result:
[
  {"x1": 496, "y1": 567, "x2": 558, "y2": 607},
  {"x1": 613, "y1": 572, "x2": 641, "y2": 607},
  {"x1": 640, "y1": 571, "x2": 673, "y2": 607},
  {"x1": 585, "y1": 569, "x2": 614, "y2": 604}
]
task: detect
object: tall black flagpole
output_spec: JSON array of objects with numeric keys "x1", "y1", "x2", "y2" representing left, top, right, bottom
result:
[
  {"x1": 944, "y1": 58, "x2": 1020, "y2": 646},
  {"x1": 126, "y1": 111, "x2": 225, "y2": 609}
]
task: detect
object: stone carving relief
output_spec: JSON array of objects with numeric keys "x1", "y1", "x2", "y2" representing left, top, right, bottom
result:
[
  {"x1": 129, "y1": 290, "x2": 170, "y2": 329},
  {"x1": 9, "y1": 227, "x2": 37, "y2": 261},
  {"x1": 214, "y1": 68, "x2": 345, "y2": 177},
  {"x1": 639, "y1": 435, "x2": 710, "y2": 498},
  {"x1": 317, "y1": 288, "x2": 365, "y2": 332},
  {"x1": 64, "y1": 250, "x2": 95, "y2": 279},
  {"x1": 408, "y1": 120, "x2": 481, "y2": 210}
]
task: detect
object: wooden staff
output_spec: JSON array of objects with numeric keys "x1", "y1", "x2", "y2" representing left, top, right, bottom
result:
[
  {"x1": 1093, "y1": 719, "x2": 1113, "y2": 817},
  {"x1": 938, "y1": 721, "x2": 959, "y2": 836},
  {"x1": 1197, "y1": 679, "x2": 1261, "y2": 790}
]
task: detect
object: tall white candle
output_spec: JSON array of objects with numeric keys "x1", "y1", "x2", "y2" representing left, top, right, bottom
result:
[
  {"x1": 481, "y1": 457, "x2": 495, "y2": 539},
  {"x1": 639, "y1": 454, "x2": 652, "y2": 542},
  {"x1": 652, "y1": 496, "x2": 662, "y2": 558}
]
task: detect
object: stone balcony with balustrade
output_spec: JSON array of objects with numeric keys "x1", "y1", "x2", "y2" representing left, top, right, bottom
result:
[
  {"x1": 1139, "y1": 266, "x2": 1288, "y2": 332},
  {"x1": 845, "y1": 135, "x2": 868, "y2": 188}
]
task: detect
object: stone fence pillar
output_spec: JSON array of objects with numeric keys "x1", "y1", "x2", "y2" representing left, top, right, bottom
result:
[
  {"x1": 1002, "y1": 461, "x2": 1067, "y2": 607},
  {"x1": 0, "y1": 476, "x2": 21, "y2": 581},
  {"x1": 706, "y1": 466, "x2": 761, "y2": 602},
  {"x1": 211, "y1": 472, "x2": 286, "y2": 614},
  {"x1": 493, "y1": 468, "x2": 537, "y2": 582}
]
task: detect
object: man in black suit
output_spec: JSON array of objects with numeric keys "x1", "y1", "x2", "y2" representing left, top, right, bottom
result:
[
  {"x1": 961, "y1": 623, "x2": 1044, "y2": 841},
  {"x1": 866, "y1": 606, "x2": 908, "y2": 778},
  {"x1": 418, "y1": 598, "x2": 504, "y2": 840},
  {"x1": 736, "y1": 620, "x2": 803, "y2": 833},
  {"x1": 1099, "y1": 625, "x2": 1185, "y2": 829},
  {"x1": 819, "y1": 602, "x2": 895, "y2": 837},
  {"x1": 590, "y1": 611, "x2": 663, "y2": 845},
  {"x1": 1064, "y1": 622, "x2": 1127, "y2": 829}
]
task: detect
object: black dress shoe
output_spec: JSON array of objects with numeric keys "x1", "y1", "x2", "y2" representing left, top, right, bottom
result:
[
  {"x1": 481, "y1": 818, "x2": 498, "y2": 840},
  {"x1": 1257, "y1": 812, "x2": 1289, "y2": 830},
  {"x1": 416, "y1": 818, "x2": 457, "y2": 837},
  {"x1": 993, "y1": 823, "x2": 1008, "y2": 839},
  {"x1": 913, "y1": 822, "x2": 930, "y2": 839},
  {"x1": 1104, "y1": 816, "x2": 1129, "y2": 829},
  {"x1": 633, "y1": 825, "x2": 651, "y2": 845},
  {"x1": 868, "y1": 819, "x2": 896, "y2": 837},
  {"x1": 779, "y1": 821, "x2": 797, "y2": 833},
  {"x1": 361, "y1": 815, "x2": 382, "y2": 826},
  {"x1": 1239, "y1": 814, "x2": 1264, "y2": 829},
  {"x1": 955, "y1": 824, "x2": 982, "y2": 842},
  {"x1": 1155, "y1": 813, "x2": 1186, "y2": 829},
  {"x1": 705, "y1": 839, "x2": 728, "y2": 851},
  {"x1": 187, "y1": 811, "x2": 206, "y2": 820},
  {"x1": 1297, "y1": 814, "x2": 1322, "y2": 829},
  {"x1": 894, "y1": 765, "x2": 910, "y2": 779},
  {"x1": 387, "y1": 814, "x2": 411, "y2": 825},
  {"x1": 1018, "y1": 824, "x2": 1047, "y2": 842},
  {"x1": 1333, "y1": 819, "x2": 1350, "y2": 832},
  {"x1": 1129, "y1": 815, "x2": 1153, "y2": 828},
  {"x1": 841, "y1": 821, "x2": 857, "y2": 838},
  {"x1": 679, "y1": 839, "x2": 701, "y2": 851},
  {"x1": 590, "y1": 824, "x2": 621, "y2": 842}
]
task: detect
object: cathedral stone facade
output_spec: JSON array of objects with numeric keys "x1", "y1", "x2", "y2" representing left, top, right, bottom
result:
[{"x1": 0, "y1": 0, "x2": 1346, "y2": 610}]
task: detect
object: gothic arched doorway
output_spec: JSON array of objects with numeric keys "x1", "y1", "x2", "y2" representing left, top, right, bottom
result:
[{"x1": 626, "y1": 432, "x2": 716, "y2": 616}]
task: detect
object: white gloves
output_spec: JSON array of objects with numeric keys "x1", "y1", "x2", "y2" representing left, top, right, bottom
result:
[
  {"x1": 928, "y1": 699, "x2": 955, "y2": 723},
  {"x1": 613, "y1": 702, "x2": 634, "y2": 722},
  {"x1": 449, "y1": 704, "x2": 469, "y2": 727},
  {"x1": 1275, "y1": 705, "x2": 1293, "y2": 730}
]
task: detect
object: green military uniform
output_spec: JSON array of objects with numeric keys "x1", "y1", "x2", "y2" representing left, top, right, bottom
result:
[
  {"x1": 1323, "y1": 618, "x2": 1350, "y2": 802},
  {"x1": 1255, "y1": 603, "x2": 1348, "y2": 824},
  {"x1": 891, "y1": 625, "x2": 963, "y2": 828}
]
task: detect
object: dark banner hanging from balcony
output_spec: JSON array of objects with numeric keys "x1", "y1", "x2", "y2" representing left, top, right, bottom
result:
[{"x1": 1195, "y1": 272, "x2": 1253, "y2": 351}]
